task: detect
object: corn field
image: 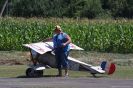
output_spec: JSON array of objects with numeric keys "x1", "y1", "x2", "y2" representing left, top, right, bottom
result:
[{"x1": 0, "y1": 17, "x2": 133, "y2": 53}]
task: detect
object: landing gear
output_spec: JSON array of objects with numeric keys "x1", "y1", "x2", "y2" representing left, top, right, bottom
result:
[
  {"x1": 26, "y1": 68, "x2": 43, "y2": 77},
  {"x1": 91, "y1": 73, "x2": 97, "y2": 77}
]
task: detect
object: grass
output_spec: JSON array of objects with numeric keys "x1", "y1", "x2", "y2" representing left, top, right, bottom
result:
[
  {"x1": 0, "y1": 65, "x2": 133, "y2": 79},
  {"x1": 0, "y1": 65, "x2": 95, "y2": 78},
  {"x1": 0, "y1": 65, "x2": 26, "y2": 78},
  {"x1": 109, "y1": 66, "x2": 133, "y2": 79},
  {"x1": 0, "y1": 65, "x2": 97, "y2": 78},
  {"x1": 0, "y1": 51, "x2": 133, "y2": 79}
]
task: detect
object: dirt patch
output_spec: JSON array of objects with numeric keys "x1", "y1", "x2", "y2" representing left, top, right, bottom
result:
[
  {"x1": 0, "y1": 51, "x2": 29, "y2": 65},
  {"x1": 0, "y1": 51, "x2": 133, "y2": 66},
  {"x1": 0, "y1": 59, "x2": 24, "y2": 65}
]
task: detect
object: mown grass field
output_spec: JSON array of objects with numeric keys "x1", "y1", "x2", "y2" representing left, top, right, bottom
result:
[
  {"x1": 0, "y1": 51, "x2": 133, "y2": 79},
  {"x1": 0, "y1": 65, "x2": 133, "y2": 79},
  {"x1": 0, "y1": 17, "x2": 133, "y2": 53}
]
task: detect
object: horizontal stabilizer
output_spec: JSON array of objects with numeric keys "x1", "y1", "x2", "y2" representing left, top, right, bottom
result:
[
  {"x1": 68, "y1": 57, "x2": 105, "y2": 74},
  {"x1": 90, "y1": 66, "x2": 105, "y2": 73}
]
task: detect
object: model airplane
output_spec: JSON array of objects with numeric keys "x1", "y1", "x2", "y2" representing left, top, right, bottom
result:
[{"x1": 23, "y1": 42, "x2": 115, "y2": 77}]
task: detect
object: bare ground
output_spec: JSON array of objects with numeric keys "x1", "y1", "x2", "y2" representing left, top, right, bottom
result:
[
  {"x1": 0, "y1": 51, "x2": 133, "y2": 66},
  {"x1": 0, "y1": 51, "x2": 30, "y2": 65}
]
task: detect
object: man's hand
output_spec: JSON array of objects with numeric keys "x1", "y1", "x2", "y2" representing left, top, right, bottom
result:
[{"x1": 62, "y1": 43, "x2": 66, "y2": 47}]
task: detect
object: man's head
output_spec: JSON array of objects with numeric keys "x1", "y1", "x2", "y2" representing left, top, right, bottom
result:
[{"x1": 54, "y1": 25, "x2": 62, "y2": 34}]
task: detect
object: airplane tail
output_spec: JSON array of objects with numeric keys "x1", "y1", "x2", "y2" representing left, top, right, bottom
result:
[
  {"x1": 68, "y1": 57, "x2": 116, "y2": 75},
  {"x1": 101, "y1": 61, "x2": 116, "y2": 75}
]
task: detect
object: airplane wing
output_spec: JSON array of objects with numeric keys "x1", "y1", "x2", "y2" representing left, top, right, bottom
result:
[
  {"x1": 69, "y1": 43, "x2": 84, "y2": 50},
  {"x1": 23, "y1": 42, "x2": 52, "y2": 54},
  {"x1": 23, "y1": 41, "x2": 84, "y2": 54},
  {"x1": 68, "y1": 57, "x2": 105, "y2": 74},
  {"x1": 45, "y1": 42, "x2": 84, "y2": 50}
]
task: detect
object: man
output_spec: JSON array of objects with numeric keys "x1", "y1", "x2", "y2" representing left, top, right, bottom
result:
[
  {"x1": 43, "y1": 25, "x2": 71, "y2": 76},
  {"x1": 53, "y1": 25, "x2": 71, "y2": 77}
]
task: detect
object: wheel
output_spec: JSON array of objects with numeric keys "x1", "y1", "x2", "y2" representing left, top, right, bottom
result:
[
  {"x1": 26, "y1": 68, "x2": 35, "y2": 77},
  {"x1": 26, "y1": 68, "x2": 43, "y2": 77},
  {"x1": 36, "y1": 70, "x2": 43, "y2": 77},
  {"x1": 91, "y1": 73, "x2": 97, "y2": 78}
]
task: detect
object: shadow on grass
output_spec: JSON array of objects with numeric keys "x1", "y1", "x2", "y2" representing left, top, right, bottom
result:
[
  {"x1": 16, "y1": 75, "x2": 61, "y2": 78},
  {"x1": 87, "y1": 75, "x2": 108, "y2": 78},
  {"x1": 16, "y1": 74, "x2": 108, "y2": 78}
]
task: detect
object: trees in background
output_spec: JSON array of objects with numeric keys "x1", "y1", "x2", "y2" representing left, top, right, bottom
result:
[
  {"x1": 0, "y1": 0, "x2": 133, "y2": 18},
  {"x1": 101, "y1": 0, "x2": 133, "y2": 18}
]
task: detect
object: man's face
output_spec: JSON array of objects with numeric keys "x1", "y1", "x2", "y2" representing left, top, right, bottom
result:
[{"x1": 54, "y1": 29, "x2": 60, "y2": 34}]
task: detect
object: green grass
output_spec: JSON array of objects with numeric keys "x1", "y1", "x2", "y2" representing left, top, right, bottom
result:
[
  {"x1": 0, "y1": 65, "x2": 133, "y2": 79},
  {"x1": 0, "y1": 51, "x2": 133, "y2": 79},
  {"x1": 0, "y1": 65, "x2": 26, "y2": 78},
  {"x1": 0, "y1": 65, "x2": 93, "y2": 78},
  {"x1": 108, "y1": 66, "x2": 133, "y2": 79}
]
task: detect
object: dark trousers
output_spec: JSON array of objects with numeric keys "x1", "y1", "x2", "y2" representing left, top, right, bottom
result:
[{"x1": 55, "y1": 51, "x2": 69, "y2": 69}]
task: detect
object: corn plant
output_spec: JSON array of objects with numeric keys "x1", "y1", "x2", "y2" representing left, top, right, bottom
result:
[{"x1": 0, "y1": 17, "x2": 133, "y2": 53}]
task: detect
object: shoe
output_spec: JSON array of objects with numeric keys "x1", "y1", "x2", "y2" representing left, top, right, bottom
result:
[
  {"x1": 64, "y1": 74, "x2": 69, "y2": 77},
  {"x1": 56, "y1": 74, "x2": 62, "y2": 77}
]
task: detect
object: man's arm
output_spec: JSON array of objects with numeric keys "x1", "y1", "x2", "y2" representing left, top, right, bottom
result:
[{"x1": 63, "y1": 34, "x2": 71, "y2": 46}]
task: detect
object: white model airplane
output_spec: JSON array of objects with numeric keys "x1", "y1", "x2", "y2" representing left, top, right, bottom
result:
[{"x1": 23, "y1": 42, "x2": 115, "y2": 77}]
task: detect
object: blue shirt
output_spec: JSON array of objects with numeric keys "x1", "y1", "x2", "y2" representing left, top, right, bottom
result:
[{"x1": 53, "y1": 32, "x2": 70, "y2": 53}]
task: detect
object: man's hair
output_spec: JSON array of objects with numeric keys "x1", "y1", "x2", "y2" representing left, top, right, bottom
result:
[{"x1": 55, "y1": 25, "x2": 62, "y2": 31}]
